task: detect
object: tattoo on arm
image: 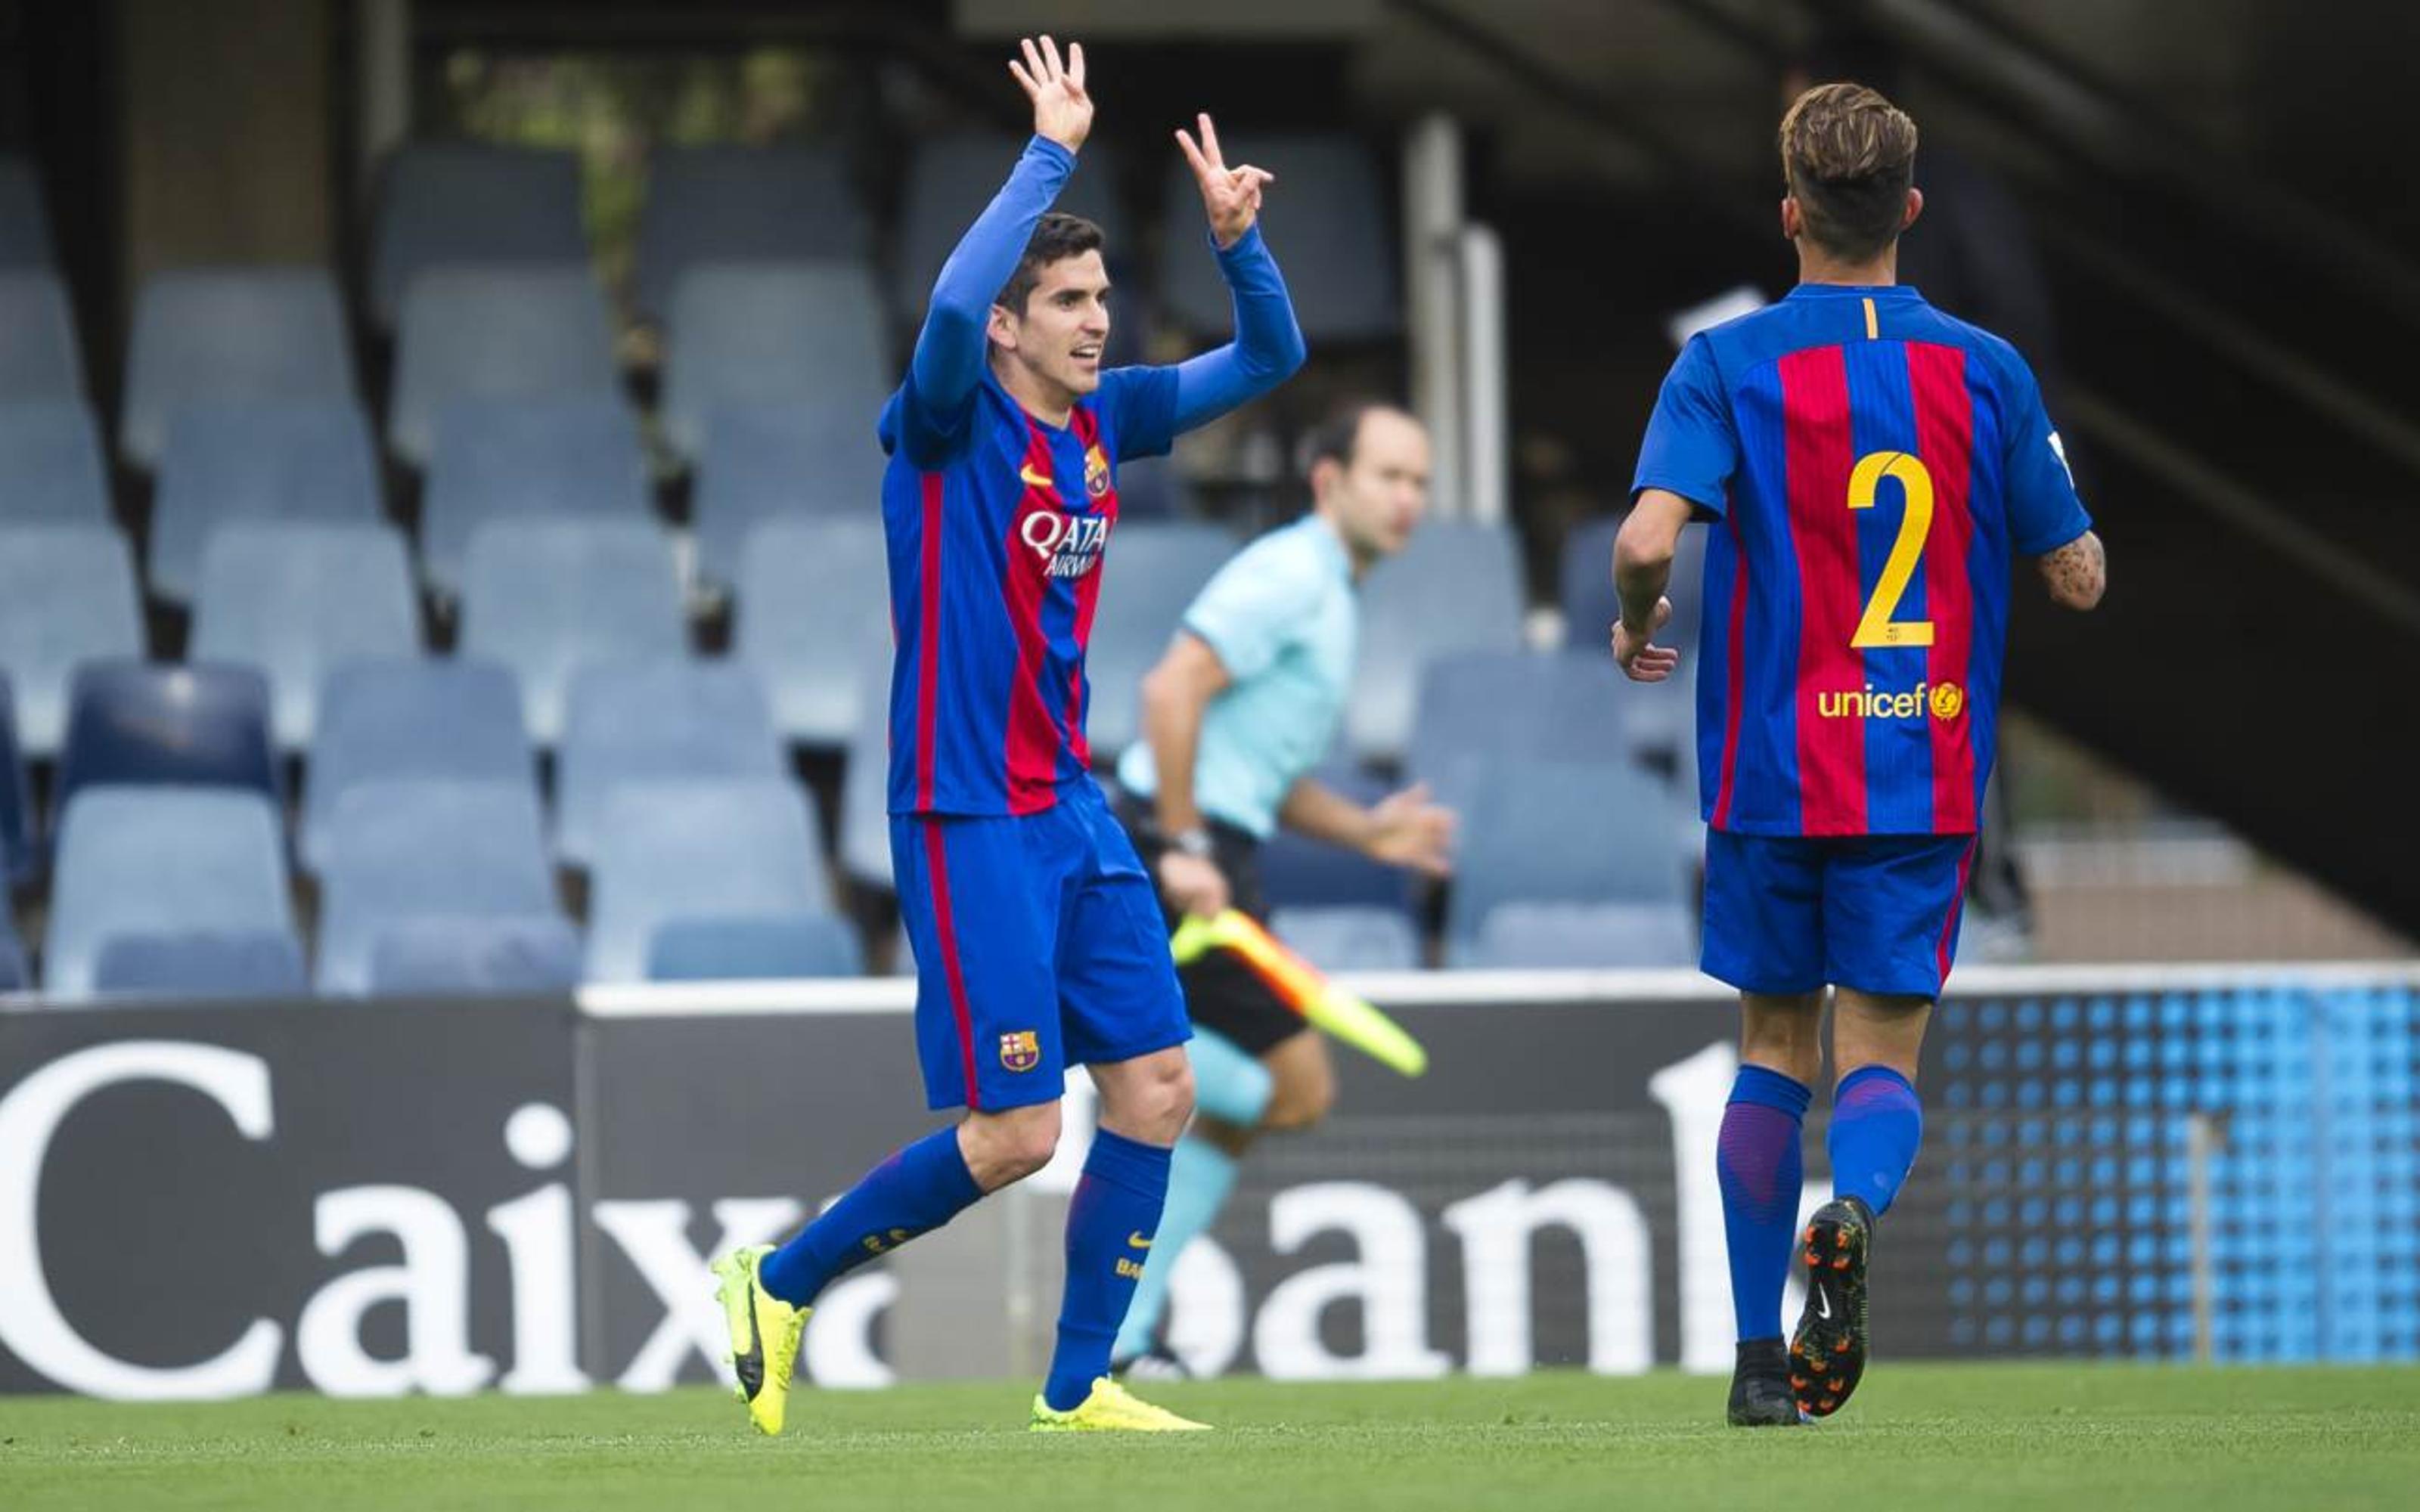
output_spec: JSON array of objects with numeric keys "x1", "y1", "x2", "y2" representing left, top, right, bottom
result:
[{"x1": 2039, "y1": 531, "x2": 2106, "y2": 609}]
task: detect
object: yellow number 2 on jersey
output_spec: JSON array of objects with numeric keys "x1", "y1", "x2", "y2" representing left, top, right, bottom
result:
[{"x1": 1847, "y1": 450, "x2": 1936, "y2": 649}]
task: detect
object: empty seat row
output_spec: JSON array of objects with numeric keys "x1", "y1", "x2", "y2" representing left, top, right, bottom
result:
[
  {"x1": 25, "y1": 126, "x2": 1401, "y2": 497},
  {"x1": 0, "y1": 647, "x2": 796, "y2": 887},
  {"x1": 0, "y1": 515, "x2": 687, "y2": 751},
  {"x1": 374, "y1": 129, "x2": 1394, "y2": 344},
  {"x1": 373, "y1": 141, "x2": 872, "y2": 333},
  {"x1": 29, "y1": 773, "x2": 842, "y2": 1001}
]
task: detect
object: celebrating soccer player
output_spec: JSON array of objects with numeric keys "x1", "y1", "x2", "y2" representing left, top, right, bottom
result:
[
  {"x1": 712, "y1": 35, "x2": 1305, "y2": 1435},
  {"x1": 1106, "y1": 403, "x2": 1454, "y2": 1377},
  {"x1": 1614, "y1": 83, "x2": 2106, "y2": 1427}
]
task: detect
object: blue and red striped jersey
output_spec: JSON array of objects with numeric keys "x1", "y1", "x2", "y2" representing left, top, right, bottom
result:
[
  {"x1": 1631, "y1": 284, "x2": 2092, "y2": 838},
  {"x1": 878, "y1": 364, "x2": 1177, "y2": 816}
]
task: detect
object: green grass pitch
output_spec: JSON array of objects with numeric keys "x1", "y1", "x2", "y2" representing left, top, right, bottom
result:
[{"x1": 5, "y1": 1365, "x2": 2417, "y2": 1510}]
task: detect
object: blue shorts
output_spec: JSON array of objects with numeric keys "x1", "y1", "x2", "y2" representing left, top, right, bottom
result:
[
  {"x1": 892, "y1": 780, "x2": 1190, "y2": 1112},
  {"x1": 1702, "y1": 829, "x2": 1978, "y2": 1000}
]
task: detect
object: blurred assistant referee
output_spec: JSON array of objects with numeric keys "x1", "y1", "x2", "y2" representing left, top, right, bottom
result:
[{"x1": 1107, "y1": 402, "x2": 1454, "y2": 1374}]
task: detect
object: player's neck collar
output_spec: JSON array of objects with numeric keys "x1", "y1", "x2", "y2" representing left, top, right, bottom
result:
[
  {"x1": 1789, "y1": 282, "x2": 1919, "y2": 299},
  {"x1": 985, "y1": 364, "x2": 1081, "y2": 433}
]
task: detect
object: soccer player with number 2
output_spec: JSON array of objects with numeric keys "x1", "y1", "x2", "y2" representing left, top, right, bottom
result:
[
  {"x1": 1615, "y1": 83, "x2": 2106, "y2": 1427},
  {"x1": 711, "y1": 35, "x2": 1305, "y2": 1436}
]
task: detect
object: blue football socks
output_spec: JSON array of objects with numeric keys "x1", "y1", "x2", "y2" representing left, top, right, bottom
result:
[
  {"x1": 759, "y1": 1125, "x2": 983, "y2": 1306},
  {"x1": 1045, "y1": 1128, "x2": 1173, "y2": 1411},
  {"x1": 1112, "y1": 1134, "x2": 1236, "y2": 1362},
  {"x1": 1113, "y1": 1029, "x2": 1269, "y2": 1362},
  {"x1": 1717, "y1": 1064, "x2": 1811, "y2": 1343},
  {"x1": 1829, "y1": 1064, "x2": 1923, "y2": 1216}
]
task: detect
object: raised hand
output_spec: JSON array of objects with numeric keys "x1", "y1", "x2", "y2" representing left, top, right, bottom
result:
[
  {"x1": 1175, "y1": 113, "x2": 1274, "y2": 249},
  {"x1": 1007, "y1": 35, "x2": 1091, "y2": 153}
]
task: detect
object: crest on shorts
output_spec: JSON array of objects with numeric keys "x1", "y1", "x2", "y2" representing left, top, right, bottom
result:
[
  {"x1": 1000, "y1": 1030, "x2": 1041, "y2": 1073},
  {"x1": 1084, "y1": 444, "x2": 1111, "y2": 499}
]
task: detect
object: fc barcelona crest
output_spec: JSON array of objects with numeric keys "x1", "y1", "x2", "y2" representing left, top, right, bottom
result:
[
  {"x1": 1000, "y1": 1030, "x2": 1041, "y2": 1073},
  {"x1": 1083, "y1": 444, "x2": 1111, "y2": 500}
]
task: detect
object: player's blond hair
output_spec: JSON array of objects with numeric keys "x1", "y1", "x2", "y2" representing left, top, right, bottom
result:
[{"x1": 1779, "y1": 82, "x2": 1919, "y2": 262}]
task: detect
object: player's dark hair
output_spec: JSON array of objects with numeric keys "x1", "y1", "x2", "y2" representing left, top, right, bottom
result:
[
  {"x1": 995, "y1": 212, "x2": 1105, "y2": 317},
  {"x1": 1303, "y1": 402, "x2": 1386, "y2": 478},
  {"x1": 1780, "y1": 82, "x2": 1919, "y2": 264}
]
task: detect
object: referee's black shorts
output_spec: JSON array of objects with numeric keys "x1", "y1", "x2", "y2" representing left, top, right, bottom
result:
[{"x1": 1112, "y1": 787, "x2": 1308, "y2": 1058}]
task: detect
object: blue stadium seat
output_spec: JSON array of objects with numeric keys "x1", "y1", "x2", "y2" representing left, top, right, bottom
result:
[
  {"x1": 0, "y1": 914, "x2": 26, "y2": 993},
  {"x1": 189, "y1": 522, "x2": 422, "y2": 749},
  {"x1": 45, "y1": 786, "x2": 295, "y2": 1001},
  {"x1": 1158, "y1": 134, "x2": 1397, "y2": 342},
  {"x1": 388, "y1": 265, "x2": 619, "y2": 466},
  {"x1": 458, "y1": 519, "x2": 688, "y2": 745},
  {"x1": 837, "y1": 640, "x2": 895, "y2": 892},
  {"x1": 895, "y1": 134, "x2": 1125, "y2": 321},
  {"x1": 645, "y1": 912, "x2": 866, "y2": 982},
  {"x1": 1256, "y1": 760, "x2": 1410, "y2": 912},
  {"x1": 1443, "y1": 758, "x2": 1689, "y2": 961},
  {"x1": 421, "y1": 397, "x2": 650, "y2": 596},
  {"x1": 732, "y1": 516, "x2": 890, "y2": 745},
  {"x1": 0, "y1": 155, "x2": 54, "y2": 268},
  {"x1": 0, "y1": 673, "x2": 31, "y2": 885},
  {"x1": 693, "y1": 402, "x2": 889, "y2": 587},
  {"x1": 149, "y1": 399, "x2": 383, "y2": 603},
  {"x1": 1345, "y1": 520, "x2": 1526, "y2": 763},
  {"x1": 1270, "y1": 905, "x2": 1422, "y2": 972},
  {"x1": 54, "y1": 662, "x2": 278, "y2": 822},
  {"x1": 1559, "y1": 513, "x2": 1705, "y2": 754},
  {"x1": 555, "y1": 658, "x2": 785, "y2": 868},
  {"x1": 662, "y1": 262, "x2": 891, "y2": 460},
  {"x1": 1407, "y1": 649, "x2": 1633, "y2": 817},
  {"x1": 303, "y1": 659, "x2": 534, "y2": 874},
  {"x1": 585, "y1": 776, "x2": 831, "y2": 982},
  {"x1": 634, "y1": 143, "x2": 870, "y2": 324},
  {"x1": 1082, "y1": 521, "x2": 1236, "y2": 761},
  {"x1": 91, "y1": 931, "x2": 311, "y2": 999},
  {"x1": 0, "y1": 523, "x2": 144, "y2": 757},
  {"x1": 0, "y1": 272, "x2": 83, "y2": 401},
  {"x1": 365, "y1": 916, "x2": 584, "y2": 997},
  {"x1": 0, "y1": 401, "x2": 110, "y2": 524},
  {"x1": 316, "y1": 779, "x2": 566, "y2": 996},
  {"x1": 370, "y1": 143, "x2": 588, "y2": 330},
  {"x1": 119, "y1": 266, "x2": 355, "y2": 468},
  {"x1": 1448, "y1": 900, "x2": 1696, "y2": 970}
]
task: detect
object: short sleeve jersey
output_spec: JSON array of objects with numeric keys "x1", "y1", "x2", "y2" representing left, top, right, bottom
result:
[
  {"x1": 1115, "y1": 514, "x2": 1358, "y2": 838},
  {"x1": 880, "y1": 363, "x2": 1180, "y2": 816},
  {"x1": 1630, "y1": 284, "x2": 2092, "y2": 838}
]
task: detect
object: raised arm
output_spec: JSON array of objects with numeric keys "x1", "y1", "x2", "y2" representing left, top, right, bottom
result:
[
  {"x1": 906, "y1": 37, "x2": 1091, "y2": 420},
  {"x1": 1166, "y1": 114, "x2": 1308, "y2": 432}
]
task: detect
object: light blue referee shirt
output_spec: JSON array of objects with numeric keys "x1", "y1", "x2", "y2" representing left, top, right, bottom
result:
[{"x1": 1117, "y1": 513, "x2": 1358, "y2": 840}]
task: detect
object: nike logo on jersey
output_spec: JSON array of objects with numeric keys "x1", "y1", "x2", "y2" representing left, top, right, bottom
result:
[
  {"x1": 1128, "y1": 1232, "x2": 1153, "y2": 1250},
  {"x1": 1019, "y1": 463, "x2": 1056, "y2": 491}
]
